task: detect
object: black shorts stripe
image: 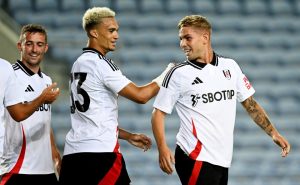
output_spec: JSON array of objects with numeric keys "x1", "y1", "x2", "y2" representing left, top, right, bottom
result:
[
  {"x1": 175, "y1": 145, "x2": 228, "y2": 185},
  {"x1": 162, "y1": 63, "x2": 187, "y2": 88},
  {"x1": 59, "y1": 152, "x2": 130, "y2": 185},
  {"x1": 1, "y1": 173, "x2": 58, "y2": 185}
]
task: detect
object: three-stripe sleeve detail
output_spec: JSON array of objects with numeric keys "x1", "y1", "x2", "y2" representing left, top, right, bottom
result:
[{"x1": 162, "y1": 63, "x2": 186, "y2": 88}]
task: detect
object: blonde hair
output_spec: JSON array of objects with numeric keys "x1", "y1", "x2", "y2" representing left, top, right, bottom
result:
[
  {"x1": 178, "y1": 15, "x2": 212, "y2": 33},
  {"x1": 82, "y1": 7, "x2": 115, "y2": 31}
]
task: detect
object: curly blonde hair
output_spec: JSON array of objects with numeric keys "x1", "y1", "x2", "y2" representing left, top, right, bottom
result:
[{"x1": 82, "y1": 7, "x2": 115, "y2": 31}]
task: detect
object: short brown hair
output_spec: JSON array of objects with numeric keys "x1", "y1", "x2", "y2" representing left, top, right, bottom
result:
[
  {"x1": 19, "y1": 24, "x2": 48, "y2": 43},
  {"x1": 178, "y1": 15, "x2": 212, "y2": 33}
]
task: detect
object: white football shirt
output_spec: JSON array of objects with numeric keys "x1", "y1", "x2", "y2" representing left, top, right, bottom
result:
[
  {"x1": 153, "y1": 53, "x2": 255, "y2": 167},
  {"x1": 0, "y1": 59, "x2": 24, "y2": 158},
  {"x1": 0, "y1": 61, "x2": 53, "y2": 175},
  {"x1": 63, "y1": 48, "x2": 131, "y2": 155}
]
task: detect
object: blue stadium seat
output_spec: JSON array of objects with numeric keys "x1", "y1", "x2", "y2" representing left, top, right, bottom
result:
[
  {"x1": 61, "y1": 0, "x2": 85, "y2": 11},
  {"x1": 116, "y1": 13, "x2": 138, "y2": 29},
  {"x1": 88, "y1": 0, "x2": 110, "y2": 7},
  {"x1": 296, "y1": 0, "x2": 300, "y2": 15},
  {"x1": 115, "y1": 0, "x2": 138, "y2": 13},
  {"x1": 47, "y1": 29, "x2": 86, "y2": 51},
  {"x1": 237, "y1": 16, "x2": 268, "y2": 32},
  {"x1": 8, "y1": 0, "x2": 32, "y2": 11},
  {"x1": 14, "y1": 11, "x2": 55, "y2": 28},
  {"x1": 269, "y1": 0, "x2": 293, "y2": 15},
  {"x1": 277, "y1": 97, "x2": 300, "y2": 115},
  {"x1": 141, "y1": 0, "x2": 163, "y2": 13},
  {"x1": 244, "y1": 0, "x2": 268, "y2": 15},
  {"x1": 191, "y1": 0, "x2": 216, "y2": 14},
  {"x1": 167, "y1": 0, "x2": 189, "y2": 13},
  {"x1": 35, "y1": 0, "x2": 58, "y2": 11},
  {"x1": 53, "y1": 12, "x2": 83, "y2": 28},
  {"x1": 218, "y1": 0, "x2": 241, "y2": 15}
]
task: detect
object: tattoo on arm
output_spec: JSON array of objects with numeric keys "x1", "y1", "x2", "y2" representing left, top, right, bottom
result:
[{"x1": 241, "y1": 96, "x2": 274, "y2": 136}]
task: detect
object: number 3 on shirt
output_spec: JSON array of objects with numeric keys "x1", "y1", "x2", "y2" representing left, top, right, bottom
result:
[{"x1": 70, "y1": 72, "x2": 90, "y2": 113}]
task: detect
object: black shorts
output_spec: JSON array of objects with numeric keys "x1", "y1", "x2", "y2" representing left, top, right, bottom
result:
[
  {"x1": 175, "y1": 145, "x2": 228, "y2": 185},
  {"x1": 59, "y1": 152, "x2": 131, "y2": 185},
  {"x1": 0, "y1": 173, "x2": 58, "y2": 185}
]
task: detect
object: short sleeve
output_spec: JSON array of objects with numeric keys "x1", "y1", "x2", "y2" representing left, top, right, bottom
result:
[
  {"x1": 153, "y1": 73, "x2": 180, "y2": 114},
  {"x1": 103, "y1": 68, "x2": 131, "y2": 94},
  {"x1": 3, "y1": 65, "x2": 24, "y2": 107},
  {"x1": 235, "y1": 64, "x2": 255, "y2": 102}
]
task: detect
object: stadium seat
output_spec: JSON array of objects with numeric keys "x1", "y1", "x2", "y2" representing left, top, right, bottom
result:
[
  {"x1": 140, "y1": 0, "x2": 164, "y2": 13},
  {"x1": 47, "y1": 29, "x2": 86, "y2": 47},
  {"x1": 295, "y1": 0, "x2": 300, "y2": 15},
  {"x1": 13, "y1": 11, "x2": 55, "y2": 28},
  {"x1": 191, "y1": 0, "x2": 216, "y2": 14},
  {"x1": 115, "y1": 0, "x2": 138, "y2": 13},
  {"x1": 167, "y1": 0, "x2": 190, "y2": 14},
  {"x1": 218, "y1": 0, "x2": 242, "y2": 15},
  {"x1": 61, "y1": 0, "x2": 85, "y2": 11},
  {"x1": 53, "y1": 12, "x2": 83, "y2": 28},
  {"x1": 244, "y1": 0, "x2": 268, "y2": 15},
  {"x1": 269, "y1": 0, "x2": 293, "y2": 15},
  {"x1": 8, "y1": 0, "x2": 32, "y2": 11},
  {"x1": 35, "y1": 0, "x2": 58, "y2": 11},
  {"x1": 88, "y1": 0, "x2": 110, "y2": 7}
]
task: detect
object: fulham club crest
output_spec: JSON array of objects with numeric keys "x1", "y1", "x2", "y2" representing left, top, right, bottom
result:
[{"x1": 223, "y1": 69, "x2": 231, "y2": 80}]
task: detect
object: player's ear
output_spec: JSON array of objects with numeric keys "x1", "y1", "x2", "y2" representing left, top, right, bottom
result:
[
  {"x1": 17, "y1": 41, "x2": 22, "y2": 52},
  {"x1": 44, "y1": 43, "x2": 49, "y2": 53},
  {"x1": 202, "y1": 31, "x2": 210, "y2": 44},
  {"x1": 89, "y1": 29, "x2": 98, "y2": 38}
]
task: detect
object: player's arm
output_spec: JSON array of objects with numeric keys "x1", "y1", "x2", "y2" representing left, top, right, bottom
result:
[
  {"x1": 6, "y1": 83, "x2": 60, "y2": 122},
  {"x1": 118, "y1": 82, "x2": 159, "y2": 104},
  {"x1": 118, "y1": 128, "x2": 152, "y2": 151},
  {"x1": 241, "y1": 96, "x2": 291, "y2": 157},
  {"x1": 118, "y1": 63, "x2": 174, "y2": 104},
  {"x1": 151, "y1": 108, "x2": 175, "y2": 174},
  {"x1": 51, "y1": 128, "x2": 61, "y2": 176}
]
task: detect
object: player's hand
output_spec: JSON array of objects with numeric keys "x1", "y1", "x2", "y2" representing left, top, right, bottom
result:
[
  {"x1": 127, "y1": 133, "x2": 152, "y2": 152},
  {"x1": 158, "y1": 146, "x2": 175, "y2": 175},
  {"x1": 272, "y1": 133, "x2": 291, "y2": 157},
  {"x1": 152, "y1": 63, "x2": 175, "y2": 87},
  {"x1": 42, "y1": 83, "x2": 60, "y2": 104}
]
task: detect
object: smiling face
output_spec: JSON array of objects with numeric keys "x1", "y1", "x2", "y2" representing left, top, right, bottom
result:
[
  {"x1": 18, "y1": 32, "x2": 48, "y2": 70},
  {"x1": 92, "y1": 17, "x2": 119, "y2": 55},
  {"x1": 179, "y1": 26, "x2": 209, "y2": 62}
]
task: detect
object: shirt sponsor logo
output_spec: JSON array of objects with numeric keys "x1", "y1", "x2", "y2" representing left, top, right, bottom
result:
[
  {"x1": 36, "y1": 104, "x2": 51, "y2": 112},
  {"x1": 191, "y1": 90, "x2": 235, "y2": 106}
]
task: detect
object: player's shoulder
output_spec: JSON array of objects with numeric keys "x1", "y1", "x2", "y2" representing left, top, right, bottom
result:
[
  {"x1": 79, "y1": 48, "x2": 119, "y2": 71},
  {"x1": 11, "y1": 61, "x2": 24, "y2": 74},
  {"x1": 161, "y1": 62, "x2": 188, "y2": 88},
  {"x1": 0, "y1": 58, "x2": 12, "y2": 67},
  {"x1": 216, "y1": 53, "x2": 239, "y2": 67},
  {"x1": 0, "y1": 58, "x2": 14, "y2": 75},
  {"x1": 41, "y1": 72, "x2": 52, "y2": 83}
]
